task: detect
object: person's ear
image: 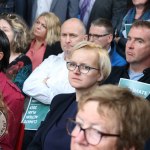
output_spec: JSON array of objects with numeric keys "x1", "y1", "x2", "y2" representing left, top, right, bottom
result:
[
  {"x1": 0, "y1": 52, "x2": 4, "y2": 61},
  {"x1": 107, "y1": 34, "x2": 113, "y2": 44},
  {"x1": 97, "y1": 73, "x2": 103, "y2": 82}
]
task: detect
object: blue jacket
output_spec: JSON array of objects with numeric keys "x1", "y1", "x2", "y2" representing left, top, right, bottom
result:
[{"x1": 109, "y1": 42, "x2": 127, "y2": 66}]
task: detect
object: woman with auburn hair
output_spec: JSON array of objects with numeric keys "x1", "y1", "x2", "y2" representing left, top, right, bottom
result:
[
  {"x1": 28, "y1": 41, "x2": 111, "y2": 150},
  {"x1": 70, "y1": 84, "x2": 150, "y2": 150},
  {"x1": 0, "y1": 29, "x2": 24, "y2": 150},
  {"x1": 26, "y1": 12, "x2": 62, "y2": 70}
]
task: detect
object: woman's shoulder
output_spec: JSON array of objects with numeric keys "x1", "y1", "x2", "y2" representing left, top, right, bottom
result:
[
  {"x1": 9, "y1": 54, "x2": 32, "y2": 67},
  {"x1": 0, "y1": 72, "x2": 23, "y2": 96},
  {"x1": 51, "y1": 93, "x2": 76, "y2": 109},
  {"x1": 44, "y1": 41, "x2": 63, "y2": 59}
]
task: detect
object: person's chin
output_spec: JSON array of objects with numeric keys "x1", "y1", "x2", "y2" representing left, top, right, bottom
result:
[
  {"x1": 70, "y1": 81, "x2": 82, "y2": 89},
  {"x1": 71, "y1": 144, "x2": 81, "y2": 150}
]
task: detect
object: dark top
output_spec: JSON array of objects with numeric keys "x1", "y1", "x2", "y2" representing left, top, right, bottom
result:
[
  {"x1": 104, "y1": 65, "x2": 150, "y2": 85},
  {"x1": 87, "y1": 0, "x2": 128, "y2": 32},
  {"x1": 6, "y1": 54, "x2": 32, "y2": 90},
  {"x1": 42, "y1": 41, "x2": 62, "y2": 61},
  {"x1": 27, "y1": 93, "x2": 76, "y2": 150},
  {"x1": 44, "y1": 101, "x2": 77, "y2": 150}
]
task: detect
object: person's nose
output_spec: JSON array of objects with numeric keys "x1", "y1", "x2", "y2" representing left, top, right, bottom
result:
[
  {"x1": 126, "y1": 39, "x2": 134, "y2": 49},
  {"x1": 73, "y1": 66, "x2": 81, "y2": 74},
  {"x1": 89, "y1": 35, "x2": 94, "y2": 42},
  {"x1": 74, "y1": 130, "x2": 88, "y2": 145},
  {"x1": 36, "y1": 23, "x2": 42, "y2": 29},
  {"x1": 65, "y1": 35, "x2": 71, "y2": 43}
]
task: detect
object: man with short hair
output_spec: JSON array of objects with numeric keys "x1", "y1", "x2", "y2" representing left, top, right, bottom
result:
[
  {"x1": 104, "y1": 20, "x2": 150, "y2": 86},
  {"x1": 88, "y1": 18, "x2": 127, "y2": 66},
  {"x1": 23, "y1": 18, "x2": 87, "y2": 104}
]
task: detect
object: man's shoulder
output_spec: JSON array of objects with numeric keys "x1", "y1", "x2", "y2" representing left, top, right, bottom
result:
[
  {"x1": 46, "y1": 52, "x2": 64, "y2": 62},
  {"x1": 52, "y1": 93, "x2": 76, "y2": 103},
  {"x1": 38, "y1": 52, "x2": 64, "y2": 68},
  {"x1": 104, "y1": 65, "x2": 128, "y2": 84}
]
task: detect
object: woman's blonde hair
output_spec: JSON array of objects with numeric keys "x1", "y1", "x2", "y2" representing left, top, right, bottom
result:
[
  {"x1": 31, "y1": 12, "x2": 61, "y2": 45},
  {"x1": 70, "y1": 41, "x2": 111, "y2": 84}
]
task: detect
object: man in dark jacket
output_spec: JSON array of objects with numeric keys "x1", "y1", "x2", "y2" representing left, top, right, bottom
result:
[
  {"x1": 86, "y1": 0, "x2": 128, "y2": 32},
  {"x1": 104, "y1": 20, "x2": 150, "y2": 96}
]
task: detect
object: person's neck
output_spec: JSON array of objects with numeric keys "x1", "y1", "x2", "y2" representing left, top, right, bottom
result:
[
  {"x1": 135, "y1": 6, "x2": 145, "y2": 19},
  {"x1": 129, "y1": 63, "x2": 149, "y2": 73},
  {"x1": 75, "y1": 84, "x2": 98, "y2": 102},
  {"x1": 35, "y1": 37, "x2": 45, "y2": 44},
  {"x1": 9, "y1": 51, "x2": 21, "y2": 63},
  {"x1": 107, "y1": 45, "x2": 111, "y2": 53},
  {"x1": 33, "y1": 39, "x2": 45, "y2": 49}
]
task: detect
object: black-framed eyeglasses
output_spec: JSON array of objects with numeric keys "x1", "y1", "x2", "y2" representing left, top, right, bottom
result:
[
  {"x1": 66, "y1": 118, "x2": 120, "y2": 145},
  {"x1": 88, "y1": 33, "x2": 110, "y2": 40},
  {"x1": 66, "y1": 62, "x2": 99, "y2": 74}
]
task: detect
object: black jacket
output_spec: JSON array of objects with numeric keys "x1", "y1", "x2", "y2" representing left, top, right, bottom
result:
[
  {"x1": 27, "y1": 93, "x2": 76, "y2": 150},
  {"x1": 104, "y1": 65, "x2": 150, "y2": 85}
]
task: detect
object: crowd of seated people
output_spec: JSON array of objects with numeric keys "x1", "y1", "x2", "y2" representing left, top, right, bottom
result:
[
  {"x1": 22, "y1": 18, "x2": 86, "y2": 149},
  {"x1": 0, "y1": 1, "x2": 149, "y2": 150},
  {"x1": 27, "y1": 41, "x2": 111, "y2": 150}
]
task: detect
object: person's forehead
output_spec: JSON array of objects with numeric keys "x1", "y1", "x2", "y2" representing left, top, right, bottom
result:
[
  {"x1": 90, "y1": 25, "x2": 106, "y2": 32},
  {"x1": 128, "y1": 27, "x2": 150, "y2": 42},
  {"x1": 61, "y1": 22, "x2": 82, "y2": 33},
  {"x1": 129, "y1": 26, "x2": 150, "y2": 37},
  {"x1": 0, "y1": 19, "x2": 10, "y2": 26},
  {"x1": 78, "y1": 102, "x2": 120, "y2": 130}
]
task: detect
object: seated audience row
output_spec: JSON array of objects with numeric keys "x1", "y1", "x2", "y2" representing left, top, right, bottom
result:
[
  {"x1": 0, "y1": 12, "x2": 62, "y2": 91},
  {"x1": 0, "y1": 13, "x2": 31, "y2": 90},
  {"x1": 22, "y1": 18, "x2": 86, "y2": 149}
]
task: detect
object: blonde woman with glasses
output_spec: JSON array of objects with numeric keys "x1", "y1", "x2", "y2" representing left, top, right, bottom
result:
[{"x1": 28, "y1": 41, "x2": 111, "y2": 150}]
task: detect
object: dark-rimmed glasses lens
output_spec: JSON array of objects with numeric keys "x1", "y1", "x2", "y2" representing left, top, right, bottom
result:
[
  {"x1": 88, "y1": 33, "x2": 109, "y2": 40},
  {"x1": 66, "y1": 118, "x2": 120, "y2": 145},
  {"x1": 66, "y1": 62, "x2": 99, "y2": 74}
]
